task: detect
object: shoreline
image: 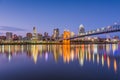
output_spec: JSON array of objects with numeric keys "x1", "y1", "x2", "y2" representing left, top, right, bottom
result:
[{"x1": 0, "y1": 42, "x2": 119, "y2": 45}]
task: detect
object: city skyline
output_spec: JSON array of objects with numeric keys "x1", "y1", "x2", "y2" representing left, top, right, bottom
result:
[
  {"x1": 0, "y1": 0, "x2": 119, "y2": 79},
  {"x1": 0, "y1": 0, "x2": 120, "y2": 36}
]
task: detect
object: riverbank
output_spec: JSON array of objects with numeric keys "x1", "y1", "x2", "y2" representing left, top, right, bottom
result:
[{"x1": 0, "y1": 41, "x2": 119, "y2": 45}]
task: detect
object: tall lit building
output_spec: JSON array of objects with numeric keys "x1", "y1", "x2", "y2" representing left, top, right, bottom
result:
[
  {"x1": 52, "y1": 28, "x2": 59, "y2": 40},
  {"x1": 32, "y1": 27, "x2": 37, "y2": 40},
  {"x1": 6, "y1": 32, "x2": 13, "y2": 40},
  {"x1": 79, "y1": 24, "x2": 85, "y2": 35}
]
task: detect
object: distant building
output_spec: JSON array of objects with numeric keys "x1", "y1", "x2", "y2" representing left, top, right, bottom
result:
[
  {"x1": 60, "y1": 34, "x2": 63, "y2": 39},
  {"x1": 79, "y1": 24, "x2": 85, "y2": 35},
  {"x1": 43, "y1": 32, "x2": 51, "y2": 41},
  {"x1": 44, "y1": 32, "x2": 48, "y2": 37},
  {"x1": 37, "y1": 33, "x2": 42, "y2": 40},
  {"x1": 0, "y1": 36, "x2": 6, "y2": 40},
  {"x1": 6, "y1": 32, "x2": 13, "y2": 40},
  {"x1": 52, "y1": 28, "x2": 59, "y2": 40},
  {"x1": 113, "y1": 36, "x2": 119, "y2": 39},
  {"x1": 22, "y1": 37, "x2": 28, "y2": 40},
  {"x1": 32, "y1": 27, "x2": 37, "y2": 40},
  {"x1": 26, "y1": 33, "x2": 32, "y2": 40},
  {"x1": 13, "y1": 34, "x2": 19, "y2": 40},
  {"x1": 70, "y1": 32, "x2": 75, "y2": 37},
  {"x1": 112, "y1": 36, "x2": 119, "y2": 42},
  {"x1": 18, "y1": 35, "x2": 23, "y2": 40}
]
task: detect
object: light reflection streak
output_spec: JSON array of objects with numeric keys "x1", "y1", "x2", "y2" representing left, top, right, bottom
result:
[
  {"x1": 97, "y1": 54, "x2": 99, "y2": 64},
  {"x1": 107, "y1": 56, "x2": 110, "y2": 69},
  {"x1": 45, "y1": 52, "x2": 48, "y2": 61},
  {"x1": 114, "y1": 59, "x2": 117, "y2": 73},
  {"x1": 112, "y1": 44, "x2": 118, "y2": 55},
  {"x1": 106, "y1": 44, "x2": 110, "y2": 54},
  {"x1": 102, "y1": 55, "x2": 104, "y2": 66},
  {"x1": 31, "y1": 45, "x2": 38, "y2": 64}
]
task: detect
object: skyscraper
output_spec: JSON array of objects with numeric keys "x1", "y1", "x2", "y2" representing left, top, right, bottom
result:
[
  {"x1": 79, "y1": 24, "x2": 85, "y2": 35},
  {"x1": 6, "y1": 32, "x2": 13, "y2": 40},
  {"x1": 52, "y1": 28, "x2": 59, "y2": 40},
  {"x1": 32, "y1": 27, "x2": 37, "y2": 40}
]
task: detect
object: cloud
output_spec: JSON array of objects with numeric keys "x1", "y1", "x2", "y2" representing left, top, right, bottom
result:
[{"x1": 0, "y1": 26, "x2": 26, "y2": 31}]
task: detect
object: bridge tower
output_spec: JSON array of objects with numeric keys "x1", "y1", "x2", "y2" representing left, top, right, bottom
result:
[{"x1": 63, "y1": 30, "x2": 70, "y2": 44}]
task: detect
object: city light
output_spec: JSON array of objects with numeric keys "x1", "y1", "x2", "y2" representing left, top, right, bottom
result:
[
  {"x1": 0, "y1": 24, "x2": 119, "y2": 45},
  {"x1": 0, "y1": 0, "x2": 120, "y2": 80}
]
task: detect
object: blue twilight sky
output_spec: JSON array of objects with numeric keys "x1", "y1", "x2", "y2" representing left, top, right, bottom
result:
[{"x1": 0, "y1": 0, "x2": 120, "y2": 37}]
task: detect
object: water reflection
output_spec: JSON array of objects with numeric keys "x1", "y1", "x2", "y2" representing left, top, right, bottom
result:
[{"x1": 0, "y1": 44, "x2": 119, "y2": 73}]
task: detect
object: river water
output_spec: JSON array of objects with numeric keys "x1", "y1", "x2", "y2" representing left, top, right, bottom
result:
[{"x1": 0, "y1": 44, "x2": 119, "y2": 80}]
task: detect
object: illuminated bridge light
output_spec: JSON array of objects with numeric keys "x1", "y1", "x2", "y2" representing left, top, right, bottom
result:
[
  {"x1": 88, "y1": 31, "x2": 91, "y2": 34},
  {"x1": 101, "y1": 27, "x2": 105, "y2": 31},
  {"x1": 97, "y1": 28, "x2": 100, "y2": 32},
  {"x1": 107, "y1": 26, "x2": 111, "y2": 29},
  {"x1": 63, "y1": 30, "x2": 70, "y2": 44},
  {"x1": 92, "y1": 30, "x2": 95, "y2": 33}
]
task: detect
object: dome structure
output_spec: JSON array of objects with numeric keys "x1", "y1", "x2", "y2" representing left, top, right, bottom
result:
[
  {"x1": 79, "y1": 24, "x2": 84, "y2": 29},
  {"x1": 79, "y1": 24, "x2": 85, "y2": 35}
]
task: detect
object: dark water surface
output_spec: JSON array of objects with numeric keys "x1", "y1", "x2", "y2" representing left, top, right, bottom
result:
[{"x1": 0, "y1": 44, "x2": 119, "y2": 80}]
